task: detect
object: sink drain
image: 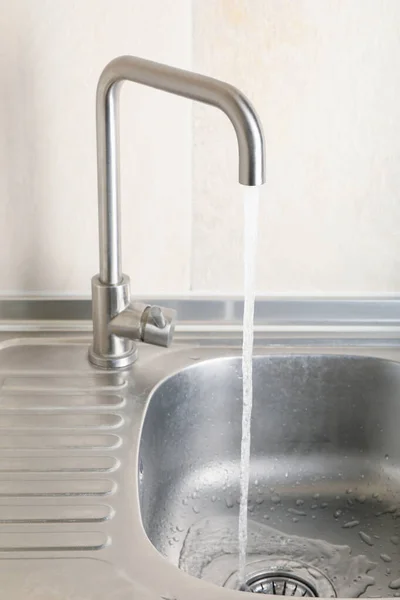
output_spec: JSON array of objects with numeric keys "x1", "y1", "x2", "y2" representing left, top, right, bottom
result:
[
  {"x1": 242, "y1": 573, "x2": 317, "y2": 596},
  {"x1": 224, "y1": 559, "x2": 336, "y2": 597}
]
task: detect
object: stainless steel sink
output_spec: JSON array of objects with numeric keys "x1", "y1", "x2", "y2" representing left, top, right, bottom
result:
[
  {"x1": 1, "y1": 322, "x2": 400, "y2": 598},
  {"x1": 139, "y1": 351, "x2": 400, "y2": 598}
]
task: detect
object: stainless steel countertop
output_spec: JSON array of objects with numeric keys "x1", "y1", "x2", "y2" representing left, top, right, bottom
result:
[{"x1": 0, "y1": 298, "x2": 399, "y2": 598}]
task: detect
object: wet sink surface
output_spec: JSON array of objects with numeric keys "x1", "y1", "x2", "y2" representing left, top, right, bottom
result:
[
  {"x1": 2, "y1": 335, "x2": 400, "y2": 599},
  {"x1": 139, "y1": 354, "x2": 400, "y2": 598}
]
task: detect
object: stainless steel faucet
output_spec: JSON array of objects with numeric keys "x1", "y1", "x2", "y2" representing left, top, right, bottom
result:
[{"x1": 89, "y1": 55, "x2": 266, "y2": 369}]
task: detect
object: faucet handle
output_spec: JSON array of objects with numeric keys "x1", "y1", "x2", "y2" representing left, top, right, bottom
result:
[
  {"x1": 108, "y1": 298, "x2": 176, "y2": 350},
  {"x1": 148, "y1": 306, "x2": 167, "y2": 329},
  {"x1": 141, "y1": 305, "x2": 176, "y2": 347}
]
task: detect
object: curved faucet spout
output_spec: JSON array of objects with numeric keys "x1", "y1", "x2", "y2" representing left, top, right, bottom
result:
[{"x1": 96, "y1": 55, "x2": 266, "y2": 285}]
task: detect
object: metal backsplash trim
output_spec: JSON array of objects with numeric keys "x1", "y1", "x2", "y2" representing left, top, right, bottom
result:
[{"x1": 0, "y1": 297, "x2": 399, "y2": 332}]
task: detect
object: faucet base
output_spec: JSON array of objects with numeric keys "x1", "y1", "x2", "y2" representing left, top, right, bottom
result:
[
  {"x1": 89, "y1": 273, "x2": 176, "y2": 369},
  {"x1": 89, "y1": 274, "x2": 138, "y2": 370},
  {"x1": 88, "y1": 343, "x2": 138, "y2": 369}
]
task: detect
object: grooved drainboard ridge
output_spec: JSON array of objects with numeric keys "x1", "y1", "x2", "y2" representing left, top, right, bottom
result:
[
  {"x1": 0, "y1": 394, "x2": 126, "y2": 410},
  {"x1": 0, "y1": 479, "x2": 117, "y2": 496},
  {"x1": 0, "y1": 413, "x2": 124, "y2": 430},
  {"x1": 0, "y1": 434, "x2": 122, "y2": 449},
  {"x1": 0, "y1": 504, "x2": 113, "y2": 523},
  {"x1": 0, "y1": 531, "x2": 109, "y2": 551},
  {"x1": 0, "y1": 375, "x2": 128, "y2": 394},
  {"x1": 0, "y1": 455, "x2": 119, "y2": 473}
]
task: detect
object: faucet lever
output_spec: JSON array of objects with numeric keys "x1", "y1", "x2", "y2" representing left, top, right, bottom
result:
[
  {"x1": 141, "y1": 305, "x2": 175, "y2": 347},
  {"x1": 148, "y1": 306, "x2": 167, "y2": 329},
  {"x1": 106, "y1": 297, "x2": 176, "y2": 351}
]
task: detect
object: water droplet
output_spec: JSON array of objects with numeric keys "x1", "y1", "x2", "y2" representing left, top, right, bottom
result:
[
  {"x1": 256, "y1": 496, "x2": 264, "y2": 505},
  {"x1": 372, "y1": 492, "x2": 380, "y2": 499},
  {"x1": 192, "y1": 491, "x2": 198, "y2": 499},
  {"x1": 320, "y1": 502, "x2": 328, "y2": 509},
  {"x1": 342, "y1": 520, "x2": 360, "y2": 529},
  {"x1": 296, "y1": 499, "x2": 304, "y2": 507},
  {"x1": 311, "y1": 504, "x2": 318, "y2": 510},
  {"x1": 385, "y1": 454, "x2": 389, "y2": 460},
  {"x1": 359, "y1": 531, "x2": 374, "y2": 546},
  {"x1": 173, "y1": 536, "x2": 180, "y2": 543},
  {"x1": 387, "y1": 568, "x2": 392, "y2": 576},
  {"x1": 292, "y1": 517, "x2": 299, "y2": 523},
  {"x1": 254, "y1": 479, "x2": 259, "y2": 485},
  {"x1": 389, "y1": 578, "x2": 400, "y2": 590},
  {"x1": 263, "y1": 514, "x2": 269, "y2": 520},
  {"x1": 346, "y1": 488, "x2": 353, "y2": 494},
  {"x1": 271, "y1": 493, "x2": 281, "y2": 504},
  {"x1": 311, "y1": 514, "x2": 316, "y2": 519},
  {"x1": 182, "y1": 498, "x2": 188, "y2": 505},
  {"x1": 176, "y1": 525, "x2": 184, "y2": 532},
  {"x1": 334, "y1": 509, "x2": 343, "y2": 518},
  {"x1": 248, "y1": 504, "x2": 255, "y2": 513},
  {"x1": 225, "y1": 496, "x2": 234, "y2": 509},
  {"x1": 211, "y1": 495, "x2": 217, "y2": 503},
  {"x1": 313, "y1": 493, "x2": 320, "y2": 500},
  {"x1": 390, "y1": 536, "x2": 400, "y2": 545},
  {"x1": 376, "y1": 505, "x2": 397, "y2": 517},
  {"x1": 288, "y1": 508, "x2": 307, "y2": 517},
  {"x1": 192, "y1": 505, "x2": 200, "y2": 514},
  {"x1": 357, "y1": 495, "x2": 366, "y2": 504},
  {"x1": 380, "y1": 553, "x2": 392, "y2": 563},
  {"x1": 168, "y1": 539, "x2": 174, "y2": 546}
]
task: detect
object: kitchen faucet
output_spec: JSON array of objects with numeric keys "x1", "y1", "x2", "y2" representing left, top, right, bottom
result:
[{"x1": 89, "y1": 55, "x2": 266, "y2": 369}]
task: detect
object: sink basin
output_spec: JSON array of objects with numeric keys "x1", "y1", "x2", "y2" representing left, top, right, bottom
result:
[{"x1": 139, "y1": 354, "x2": 400, "y2": 598}]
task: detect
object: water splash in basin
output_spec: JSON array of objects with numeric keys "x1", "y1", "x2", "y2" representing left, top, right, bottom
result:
[{"x1": 179, "y1": 516, "x2": 376, "y2": 597}]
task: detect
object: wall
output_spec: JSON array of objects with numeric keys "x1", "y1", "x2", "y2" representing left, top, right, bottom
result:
[
  {"x1": 0, "y1": 0, "x2": 192, "y2": 295},
  {"x1": 1, "y1": 1, "x2": 400, "y2": 296}
]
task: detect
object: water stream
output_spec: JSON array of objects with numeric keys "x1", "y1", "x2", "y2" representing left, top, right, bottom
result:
[
  {"x1": 179, "y1": 186, "x2": 378, "y2": 597},
  {"x1": 238, "y1": 186, "x2": 260, "y2": 584}
]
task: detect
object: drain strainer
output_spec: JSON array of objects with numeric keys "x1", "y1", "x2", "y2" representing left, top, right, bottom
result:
[
  {"x1": 224, "y1": 559, "x2": 336, "y2": 597},
  {"x1": 243, "y1": 573, "x2": 317, "y2": 596}
]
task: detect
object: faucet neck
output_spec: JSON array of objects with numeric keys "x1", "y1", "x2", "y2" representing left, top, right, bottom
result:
[
  {"x1": 95, "y1": 55, "x2": 266, "y2": 286},
  {"x1": 96, "y1": 76, "x2": 122, "y2": 285}
]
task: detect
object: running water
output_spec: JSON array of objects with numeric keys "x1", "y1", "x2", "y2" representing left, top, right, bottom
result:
[{"x1": 238, "y1": 186, "x2": 260, "y2": 584}]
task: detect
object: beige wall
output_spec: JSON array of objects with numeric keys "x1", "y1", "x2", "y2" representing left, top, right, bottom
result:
[
  {"x1": 0, "y1": 0, "x2": 192, "y2": 295},
  {"x1": 193, "y1": 0, "x2": 400, "y2": 293},
  {"x1": 1, "y1": 1, "x2": 400, "y2": 295}
]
